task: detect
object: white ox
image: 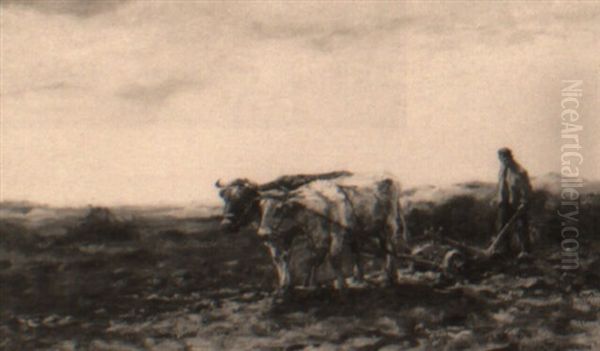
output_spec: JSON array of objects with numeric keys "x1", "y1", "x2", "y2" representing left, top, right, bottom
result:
[{"x1": 257, "y1": 174, "x2": 408, "y2": 294}]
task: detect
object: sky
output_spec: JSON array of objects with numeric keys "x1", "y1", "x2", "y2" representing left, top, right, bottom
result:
[{"x1": 1, "y1": 0, "x2": 599, "y2": 206}]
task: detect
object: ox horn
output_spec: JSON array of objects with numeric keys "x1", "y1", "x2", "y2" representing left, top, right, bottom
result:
[{"x1": 215, "y1": 179, "x2": 226, "y2": 188}]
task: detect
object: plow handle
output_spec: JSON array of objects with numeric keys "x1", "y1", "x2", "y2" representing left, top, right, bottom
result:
[{"x1": 484, "y1": 203, "x2": 526, "y2": 256}]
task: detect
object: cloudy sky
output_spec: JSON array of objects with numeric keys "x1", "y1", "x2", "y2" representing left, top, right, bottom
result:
[{"x1": 1, "y1": 1, "x2": 598, "y2": 205}]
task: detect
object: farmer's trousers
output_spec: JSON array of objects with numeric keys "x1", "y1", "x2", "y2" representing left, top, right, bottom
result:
[{"x1": 497, "y1": 203, "x2": 531, "y2": 255}]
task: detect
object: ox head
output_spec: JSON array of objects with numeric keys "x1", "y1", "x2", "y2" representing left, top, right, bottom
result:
[
  {"x1": 256, "y1": 190, "x2": 299, "y2": 239},
  {"x1": 215, "y1": 178, "x2": 261, "y2": 232}
]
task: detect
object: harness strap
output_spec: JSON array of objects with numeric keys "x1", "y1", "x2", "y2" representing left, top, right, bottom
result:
[
  {"x1": 336, "y1": 185, "x2": 362, "y2": 231},
  {"x1": 266, "y1": 192, "x2": 351, "y2": 241}
]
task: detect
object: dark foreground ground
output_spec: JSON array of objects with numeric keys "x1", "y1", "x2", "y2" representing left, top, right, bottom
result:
[{"x1": 1, "y1": 203, "x2": 599, "y2": 351}]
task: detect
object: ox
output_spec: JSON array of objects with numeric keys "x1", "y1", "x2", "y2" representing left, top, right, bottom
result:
[
  {"x1": 214, "y1": 171, "x2": 352, "y2": 232},
  {"x1": 257, "y1": 175, "x2": 408, "y2": 294}
]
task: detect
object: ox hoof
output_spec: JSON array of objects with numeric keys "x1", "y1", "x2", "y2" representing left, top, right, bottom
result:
[
  {"x1": 381, "y1": 272, "x2": 399, "y2": 287},
  {"x1": 348, "y1": 278, "x2": 368, "y2": 288},
  {"x1": 383, "y1": 280, "x2": 397, "y2": 288},
  {"x1": 381, "y1": 278, "x2": 399, "y2": 289},
  {"x1": 434, "y1": 274, "x2": 455, "y2": 288},
  {"x1": 517, "y1": 252, "x2": 533, "y2": 263},
  {"x1": 271, "y1": 288, "x2": 292, "y2": 303},
  {"x1": 330, "y1": 287, "x2": 348, "y2": 300}
]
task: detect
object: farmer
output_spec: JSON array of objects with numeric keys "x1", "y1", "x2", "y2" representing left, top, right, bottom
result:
[{"x1": 495, "y1": 147, "x2": 532, "y2": 258}]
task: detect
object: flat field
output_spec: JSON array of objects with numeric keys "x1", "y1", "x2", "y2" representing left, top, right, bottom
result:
[{"x1": 1, "y1": 182, "x2": 599, "y2": 350}]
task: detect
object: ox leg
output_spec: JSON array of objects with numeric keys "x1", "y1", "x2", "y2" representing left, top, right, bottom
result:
[
  {"x1": 350, "y1": 239, "x2": 365, "y2": 284},
  {"x1": 385, "y1": 252, "x2": 398, "y2": 285},
  {"x1": 328, "y1": 235, "x2": 346, "y2": 291},
  {"x1": 380, "y1": 235, "x2": 399, "y2": 286},
  {"x1": 265, "y1": 242, "x2": 291, "y2": 295},
  {"x1": 398, "y1": 210, "x2": 414, "y2": 272},
  {"x1": 304, "y1": 248, "x2": 326, "y2": 288},
  {"x1": 303, "y1": 264, "x2": 316, "y2": 288},
  {"x1": 328, "y1": 254, "x2": 346, "y2": 291},
  {"x1": 383, "y1": 211, "x2": 401, "y2": 285},
  {"x1": 279, "y1": 252, "x2": 291, "y2": 293}
]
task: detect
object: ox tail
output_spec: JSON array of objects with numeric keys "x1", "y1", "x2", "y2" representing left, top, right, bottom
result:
[
  {"x1": 393, "y1": 181, "x2": 410, "y2": 247},
  {"x1": 382, "y1": 177, "x2": 410, "y2": 251},
  {"x1": 397, "y1": 202, "x2": 410, "y2": 245}
]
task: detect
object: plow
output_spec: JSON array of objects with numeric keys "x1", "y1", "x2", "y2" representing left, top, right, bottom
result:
[{"x1": 400, "y1": 204, "x2": 527, "y2": 278}]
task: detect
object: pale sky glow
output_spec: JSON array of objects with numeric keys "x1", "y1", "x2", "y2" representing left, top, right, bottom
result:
[{"x1": 1, "y1": 1, "x2": 599, "y2": 206}]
